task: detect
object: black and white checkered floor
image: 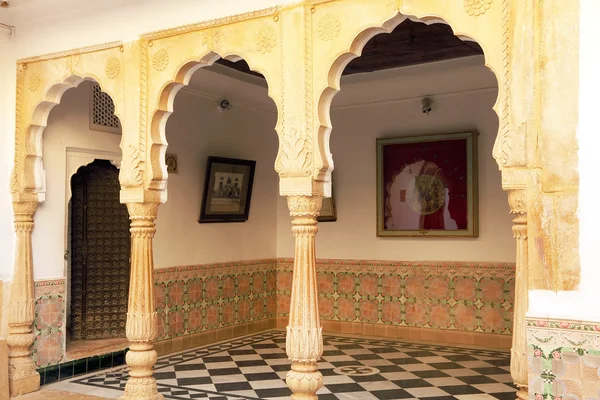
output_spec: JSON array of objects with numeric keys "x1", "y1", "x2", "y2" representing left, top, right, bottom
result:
[{"x1": 54, "y1": 330, "x2": 516, "y2": 399}]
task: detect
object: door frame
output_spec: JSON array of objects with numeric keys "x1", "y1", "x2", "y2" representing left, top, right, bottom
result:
[{"x1": 64, "y1": 147, "x2": 121, "y2": 343}]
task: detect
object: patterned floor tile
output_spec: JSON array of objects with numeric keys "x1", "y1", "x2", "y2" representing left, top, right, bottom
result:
[{"x1": 49, "y1": 330, "x2": 515, "y2": 399}]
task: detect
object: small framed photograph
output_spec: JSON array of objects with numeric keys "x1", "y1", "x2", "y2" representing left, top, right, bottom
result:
[
  {"x1": 165, "y1": 154, "x2": 178, "y2": 174},
  {"x1": 376, "y1": 131, "x2": 478, "y2": 237},
  {"x1": 318, "y1": 189, "x2": 337, "y2": 222},
  {"x1": 199, "y1": 156, "x2": 256, "y2": 223}
]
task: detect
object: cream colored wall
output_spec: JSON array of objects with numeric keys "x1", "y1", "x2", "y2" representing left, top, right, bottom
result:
[
  {"x1": 153, "y1": 73, "x2": 279, "y2": 268},
  {"x1": 31, "y1": 70, "x2": 278, "y2": 279},
  {"x1": 277, "y1": 57, "x2": 515, "y2": 262}
]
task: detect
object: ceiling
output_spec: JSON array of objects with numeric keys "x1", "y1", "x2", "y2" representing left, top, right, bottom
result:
[{"x1": 216, "y1": 19, "x2": 483, "y2": 78}]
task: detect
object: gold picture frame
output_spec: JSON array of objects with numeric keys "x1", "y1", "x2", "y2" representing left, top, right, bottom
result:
[
  {"x1": 318, "y1": 189, "x2": 337, "y2": 222},
  {"x1": 376, "y1": 131, "x2": 478, "y2": 237}
]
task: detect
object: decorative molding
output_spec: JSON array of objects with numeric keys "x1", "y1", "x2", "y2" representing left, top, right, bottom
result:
[
  {"x1": 140, "y1": 6, "x2": 281, "y2": 40},
  {"x1": 34, "y1": 279, "x2": 65, "y2": 298},
  {"x1": 18, "y1": 41, "x2": 122, "y2": 64}
]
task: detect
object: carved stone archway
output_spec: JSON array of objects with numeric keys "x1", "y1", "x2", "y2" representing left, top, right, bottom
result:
[
  {"x1": 8, "y1": 1, "x2": 577, "y2": 399},
  {"x1": 8, "y1": 45, "x2": 127, "y2": 395}
]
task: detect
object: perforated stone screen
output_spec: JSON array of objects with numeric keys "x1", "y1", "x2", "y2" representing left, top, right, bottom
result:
[{"x1": 89, "y1": 83, "x2": 121, "y2": 134}]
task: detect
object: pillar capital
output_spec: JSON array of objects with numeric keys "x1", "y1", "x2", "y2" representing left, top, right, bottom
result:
[{"x1": 126, "y1": 202, "x2": 160, "y2": 220}]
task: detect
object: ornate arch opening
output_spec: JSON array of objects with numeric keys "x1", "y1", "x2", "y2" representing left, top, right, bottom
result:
[
  {"x1": 148, "y1": 50, "x2": 280, "y2": 193},
  {"x1": 13, "y1": 72, "x2": 123, "y2": 200},
  {"x1": 314, "y1": 12, "x2": 502, "y2": 184}
]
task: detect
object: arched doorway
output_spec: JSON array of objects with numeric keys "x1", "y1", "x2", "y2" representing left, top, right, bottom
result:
[{"x1": 69, "y1": 159, "x2": 130, "y2": 341}]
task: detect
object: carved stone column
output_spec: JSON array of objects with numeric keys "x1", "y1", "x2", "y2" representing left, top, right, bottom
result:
[
  {"x1": 7, "y1": 200, "x2": 40, "y2": 396},
  {"x1": 121, "y1": 202, "x2": 162, "y2": 400},
  {"x1": 508, "y1": 189, "x2": 528, "y2": 400},
  {"x1": 285, "y1": 195, "x2": 324, "y2": 400}
]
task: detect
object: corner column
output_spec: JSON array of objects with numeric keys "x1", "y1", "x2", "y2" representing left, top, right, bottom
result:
[
  {"x1": 285, "y1": 195, "x2": 324, "y2": 399},
  {"x1": 508, "y1": 189, "x2": 528, "y2": 400},
  {"x1": 121, "y1": 202, "x2": 162, "y2": 400},
  {"x1": 7, "y1": 200, "x2": 40, "y2": 396}
]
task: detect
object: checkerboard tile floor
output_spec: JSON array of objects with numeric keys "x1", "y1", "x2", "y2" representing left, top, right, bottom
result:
[{"x1": 53, "y1": 330, "x2": 516, "y2": 399}]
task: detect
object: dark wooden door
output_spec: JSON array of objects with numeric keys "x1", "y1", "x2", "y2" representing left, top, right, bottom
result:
[{"x1": 70, "y1": 159, "x2": 130, "y2": 340}]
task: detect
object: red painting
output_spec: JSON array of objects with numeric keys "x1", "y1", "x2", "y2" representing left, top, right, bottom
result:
[{"x1": 377, "y1": 132, "x2": 478, "y2": 237}]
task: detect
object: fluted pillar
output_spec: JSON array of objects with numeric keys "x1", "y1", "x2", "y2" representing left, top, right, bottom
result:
[
  {"x1": 285, "y1": 195, "x2": 324, "y2": 400},
  {"x1": 121, "y1": 202, "x2": 162, "y2": 400},
  {"x1": 7, "y1": 200, "x2": 40, "y2": 396},
  {"x1": 508, "y1": 189, "x2": 528, "y2": 400}
]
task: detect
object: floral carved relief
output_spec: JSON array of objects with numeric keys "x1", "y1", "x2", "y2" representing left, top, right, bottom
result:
[
  {"x1": 152, "y1": 49, "x2": 169, "y2": 72},
  {"x1": 464, "y1": 0, "x2": 493, "y2": 17},
  {"x1": 28, "y1": 73, "x2": 42, "y2": 92},
  {"x1": 279, "y1": 116, "x2": 312, "y2": 177},
  {"x1": 256, "y1": 26, "x2": 277, "y2": 54},
  {"x1": 317, "y1": 13, "x2": 341, "y2": 41},
  {"x1": 105, "y1": 58, "x2": 121, "y2": 79}
]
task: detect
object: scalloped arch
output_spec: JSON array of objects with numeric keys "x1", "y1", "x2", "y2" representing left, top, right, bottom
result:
[
  {"x1": 15, "y1": 73, "x2": 122, "y2": 199},
  {"x1": 314, "y1": 11, "x2": 501, "y2": 184},
  {"x1": 148, "y1": 49, "x2": 279, "y2": 192}
]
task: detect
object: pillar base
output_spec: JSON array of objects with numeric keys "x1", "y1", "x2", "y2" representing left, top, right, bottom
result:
[
  {"x1": 9, "y1": 370, "x2": 40, "y2": 397},
  {"x1": 286, "y1": 361, "x2": 323, "y2": 400},
  {"x1": 120, "y1": 377, "x2": 163, "y2": 400},
  {"x1": 515, "y1": 385, "x2": 528, "y2": 400}
]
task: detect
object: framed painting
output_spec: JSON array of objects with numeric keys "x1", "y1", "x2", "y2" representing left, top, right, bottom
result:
[
  {"x1": 199, "y1": 156, "x2": 256, "y2": 223},
  {"x1": 376, "y1": 131, "x2": 478, "y2": 237},
  {"x1": 318, "y1": 189, "x2": 337, "y2": 222}
]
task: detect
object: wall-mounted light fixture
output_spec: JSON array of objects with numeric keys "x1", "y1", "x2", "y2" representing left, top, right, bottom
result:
[{"x1": 421, "y1": 97, "x2": 433, "y2": 115}]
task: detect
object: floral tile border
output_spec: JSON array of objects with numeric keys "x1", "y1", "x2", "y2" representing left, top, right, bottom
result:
[
  {"x1": 527, "y1": 318, "x2": 600, "y2": 400},
  {"x1": 277, "y1": 259, "x2": 516, "y2": 336},
  {"x1": 33, "y1": 279, "x2": 66, "y2": 368},
  {"x1": 29, "y1": 258, "x2": 517, "y2": 368},
  {"x1": 155, "y1": 259, "x2": 278, "y2": 341}
]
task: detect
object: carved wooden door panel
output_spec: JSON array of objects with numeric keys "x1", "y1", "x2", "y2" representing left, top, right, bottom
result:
[{"x1": 70, "y1": 159, "x2": 130, "y2": 340}]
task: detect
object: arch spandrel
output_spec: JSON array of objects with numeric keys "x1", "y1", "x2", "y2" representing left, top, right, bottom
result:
[
  {"x1": 144, "y1": 16, "x2": 283, "y2": 194},
  {"x1": 309, "y1": 0, "x2": 512, "y2": 184},
  {"x1": 13, "y1": 45, "x2": 125, "y2": 199}
]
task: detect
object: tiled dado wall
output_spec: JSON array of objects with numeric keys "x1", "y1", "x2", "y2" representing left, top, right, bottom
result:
[
  {"x1": 277, "y1": 259, "x2": 515, "y2": 348},
  {"x1": 32, "y1": 280, "x2": 67, "y2": 368},
  {"x1": 32, "y1": 258, "x2": 515, "y2": 368},
  {"x1": 528, "y1": 319, "x2": 600, "y2": 400}
]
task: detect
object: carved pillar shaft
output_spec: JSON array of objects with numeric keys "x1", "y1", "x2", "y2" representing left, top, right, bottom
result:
[
  {"x1": 121, "y1": 202, "x2": 162, "y2": 400},
  {"x1": 285, "y1": 195, "x2": 324, "y2": 400},
  {"x1": 7, "y1": 201, "x2": 40, "y2": 396},
  {"x1": 508, "y1": 190, "x2": 528, "y2": 400}
]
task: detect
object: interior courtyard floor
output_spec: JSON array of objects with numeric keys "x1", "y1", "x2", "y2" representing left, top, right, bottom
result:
[{"x1": 26, "y1": 330, "x2": 516, "y2": 400}]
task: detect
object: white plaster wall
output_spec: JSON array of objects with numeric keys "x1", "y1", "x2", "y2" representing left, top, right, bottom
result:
[
  {"x1": 527, "y1": 0, "x2": 600, "y2": 323},
  {"x1": 153, "y1": 85, "x2": 278, "y2": 268},
  {"x1": 277, "y1": 57, "x2": 516, "y2": 262}
]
